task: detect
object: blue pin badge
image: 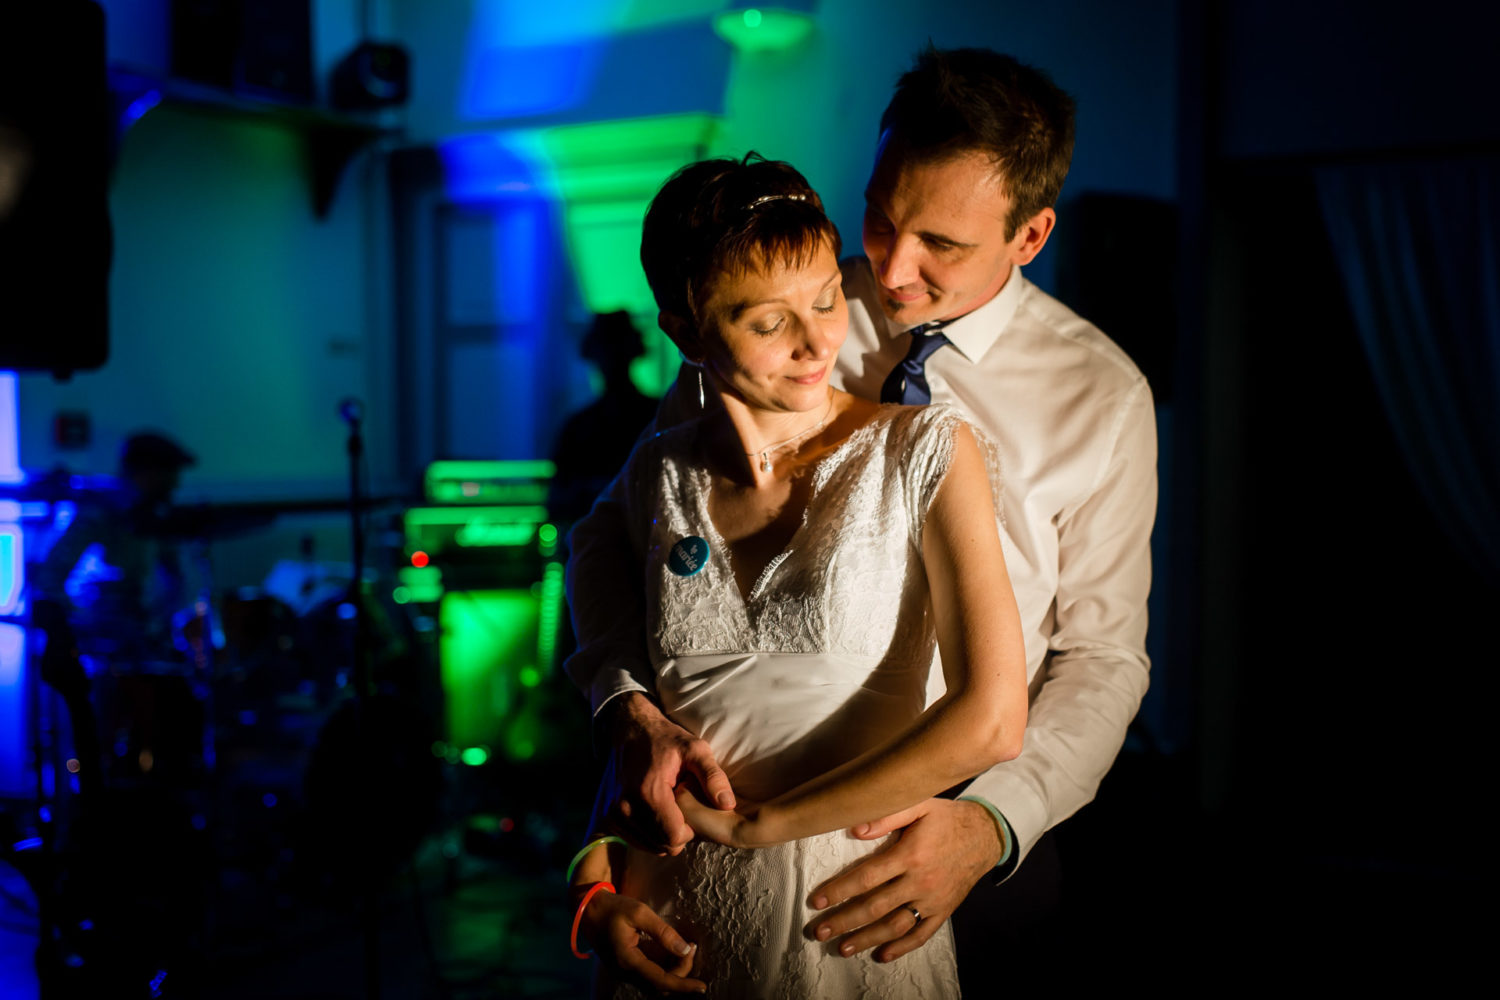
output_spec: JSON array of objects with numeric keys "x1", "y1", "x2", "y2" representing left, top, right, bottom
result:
[{"x1": 667, "y1": 535, "x2": 710, "y2": 577}]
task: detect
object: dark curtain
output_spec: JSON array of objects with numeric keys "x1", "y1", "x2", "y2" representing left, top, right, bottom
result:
[{"x1": 1315, "y1": 157, "x2": 1500, "y2": 583}]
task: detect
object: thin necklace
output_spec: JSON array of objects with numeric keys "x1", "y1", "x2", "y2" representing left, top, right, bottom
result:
[{"x1": 745, "y1": 394, "x2": 836, "y2": 473}]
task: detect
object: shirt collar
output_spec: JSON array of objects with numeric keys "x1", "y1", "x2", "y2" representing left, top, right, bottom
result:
[{"x1": 885, "y1": 264, "x2": 1027, "y2": 363}]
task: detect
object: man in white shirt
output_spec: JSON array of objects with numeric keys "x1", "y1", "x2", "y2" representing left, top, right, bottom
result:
[{"x1": 566, "y1": 46, "x2": 1155, "y2": 976}]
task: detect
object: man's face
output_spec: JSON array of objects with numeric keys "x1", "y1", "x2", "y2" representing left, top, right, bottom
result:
[{"x1": 862, "y1": 145, "x2": 1039, "y2": 326}]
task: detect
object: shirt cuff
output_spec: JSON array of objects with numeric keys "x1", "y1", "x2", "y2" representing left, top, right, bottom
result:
[
  {"x1": 587, "y1": 663, "x2": 652, "y2": 719},
  {"x1": 957, "y1": 795, "x2": 1018, "y2": 881}
]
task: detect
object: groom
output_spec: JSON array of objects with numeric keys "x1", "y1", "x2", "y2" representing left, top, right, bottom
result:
[{"x1": 567, "y1": 46, "x2": 1155, "y2": 983}]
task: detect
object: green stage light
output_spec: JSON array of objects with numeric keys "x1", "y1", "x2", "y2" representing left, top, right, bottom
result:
[
  {"x1": 713, "y1": 3, "x2": 816, "y2": 52},
  {"x1": 536, "y1": 561, "x2": 566, "y2": 673},
  {"x1": 460, "y1": 746, "x2": 490, "y2": 767},
  {"x1": 539, "y1": 524, "x2": 558, "y2": 558}
]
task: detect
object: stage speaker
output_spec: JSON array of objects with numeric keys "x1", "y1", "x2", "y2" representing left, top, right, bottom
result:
[
  {"x1": 330, "y1": 42, "x2": 410, "y2": 110},
  {"x1": 171, "y1": 0, "x2": 313, "y2": 102},
  {"x1": 0, "y1": 0, "x2": 111, "y2": 377}
]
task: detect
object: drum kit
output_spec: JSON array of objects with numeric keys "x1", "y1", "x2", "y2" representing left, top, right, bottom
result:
[{"x1": 3, "y1": 476, "x2": 438, "y2": 996}]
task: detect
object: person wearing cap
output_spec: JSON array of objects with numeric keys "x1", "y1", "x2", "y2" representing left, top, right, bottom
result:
[
  {"x1": 549, "y1": 311, "x2": 663, "y2": 531},
  {"x1": 33, "y1": 430, "x2": 197, "y2": 655}
]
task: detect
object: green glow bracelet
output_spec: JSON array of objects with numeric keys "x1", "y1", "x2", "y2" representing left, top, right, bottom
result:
[
  {"x1": 565, "y1": 835, "x2": 629, "y2": 884},
  {"x1": 958, "y1": 795, "x2": 1014, "y2": 869}
]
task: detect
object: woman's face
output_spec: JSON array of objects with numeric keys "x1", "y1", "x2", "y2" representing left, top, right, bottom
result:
[{"x1": 694, "y1": 239, "x2": 847, "y2": 416}]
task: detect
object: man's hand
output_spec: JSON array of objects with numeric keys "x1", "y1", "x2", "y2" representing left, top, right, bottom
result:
[
  {"x1": 807, "y1": 798, "x2": 1002, "y2": 962},
  {"x1": 602, "y1": 692, "x2": 736, "y2": 855}
]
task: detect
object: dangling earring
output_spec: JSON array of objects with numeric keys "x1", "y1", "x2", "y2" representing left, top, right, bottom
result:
[{"x1": 681, "y1": 351, "x2": 708, "y2": 413}]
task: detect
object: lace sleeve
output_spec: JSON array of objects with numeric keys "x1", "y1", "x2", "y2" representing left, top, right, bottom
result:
[{"x1": 902, "y1": 404, "x2": 1005, "y2": 551}]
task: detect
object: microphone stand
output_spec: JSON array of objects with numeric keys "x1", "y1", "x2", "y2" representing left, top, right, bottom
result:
[{"x1": 339, "y1": 398, "x2": 379, "y2": 1000}]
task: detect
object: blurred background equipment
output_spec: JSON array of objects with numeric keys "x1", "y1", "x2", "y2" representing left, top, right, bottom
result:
[
  {"x1": 400, "y1": 459, "x2": 567, "y2": 765},
  {"x1": 330, "y1": 41, "x2": 410, "y2": 110}
]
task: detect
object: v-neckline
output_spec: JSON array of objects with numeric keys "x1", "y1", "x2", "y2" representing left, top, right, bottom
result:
[{"x1": 693, "y1": 410, "x2": 892, "y2": 607}]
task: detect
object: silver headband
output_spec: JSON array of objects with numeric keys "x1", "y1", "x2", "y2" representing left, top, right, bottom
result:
[{"x1": 744, "y1": 193, "x2": 808, "y2": 210}]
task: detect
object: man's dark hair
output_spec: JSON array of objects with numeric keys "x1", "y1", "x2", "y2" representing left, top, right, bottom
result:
[
  {"x1": 641, "y1": 153, "x2": 841, "y2": 325},
  {"x1": 880, "y1": 47, "x2": 1076, "y2": 239}
]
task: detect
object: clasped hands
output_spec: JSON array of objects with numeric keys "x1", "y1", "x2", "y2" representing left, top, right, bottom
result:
[{"x1": 594, "y1": 693, "x2": 1004, "y2": 971}]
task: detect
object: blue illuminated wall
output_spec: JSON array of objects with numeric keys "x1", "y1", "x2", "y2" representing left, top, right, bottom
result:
[
  {"x1": 1, "y1": 373, "x2": 27, "y2": 797},
  {"x1": 396, "y1": 0, "x2": 1177, "y2": 300}
]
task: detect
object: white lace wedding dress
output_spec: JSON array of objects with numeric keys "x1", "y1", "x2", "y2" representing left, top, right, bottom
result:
[{"x1": 603, "y1": 403, "x2": 996, "y2": 999}]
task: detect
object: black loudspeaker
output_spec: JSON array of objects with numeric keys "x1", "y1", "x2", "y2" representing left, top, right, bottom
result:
[
  {"x1": 1053, "y1": 193, "x2": 1177, "y2": 403},
  {"x1": 330, "y1": 42, "x2": 410, "y2": 110},
  {"x1": 0, "y1": 0, "x2": 111, "y2": 377},
  {"x1": 171, "y1": 0, "x2": 313, "y2": 102}
]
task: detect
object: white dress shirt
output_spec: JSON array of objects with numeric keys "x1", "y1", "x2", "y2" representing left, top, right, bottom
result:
[
  {"x1": 565, "y1": 258, "x2": 1157, "y2": 867},
  {"x1": 838, "y1": 258, "x2": 1156, "y2": 865}
]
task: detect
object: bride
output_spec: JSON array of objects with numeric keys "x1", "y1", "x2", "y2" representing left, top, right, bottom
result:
[{"x1": 568, "y1": 155, "x2": 1028, "y2": 997}]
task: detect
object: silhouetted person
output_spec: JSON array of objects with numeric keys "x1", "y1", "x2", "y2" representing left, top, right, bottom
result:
[
  {"x1": 548, "y1": 311, "x2": 660, "y2": 528},
  {"x1": 34, "y1": 431, "x2": 197, "y2": 656}
]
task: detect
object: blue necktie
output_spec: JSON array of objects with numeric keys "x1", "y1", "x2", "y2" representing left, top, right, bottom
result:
[{"x1": 880, "y1": 323, "x2": 952, "y2": 405}]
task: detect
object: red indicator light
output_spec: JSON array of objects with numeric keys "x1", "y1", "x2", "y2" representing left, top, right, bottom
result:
[{"x1": 411, "y1": 550, "x2": 429, "y2": 568}]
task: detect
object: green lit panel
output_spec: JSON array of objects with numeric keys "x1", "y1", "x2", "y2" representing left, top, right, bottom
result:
[
  {"x1": 425, "y1": 460, "x2": 555, "y2": 505},
  {"x1": 405, "y1": 505, "x2": 550, "y2": 529},
  {"x1": 428, "y1": 459, "x2": 556, "y2": 479},
  {"x1": 398, "y1": 565, "x2": 444, "y2": 603},
  {"x1": 439, "y1": 589, "x2": 540, "y2": 755},
  {"x1": 427, "y1": 481, "x2": 551, "y2": 505},
  {"x1": 405, "y1": 505, "x2": 551, "y2": 568},
  {"x1": 457, "y1": 521, "x2": 535, "y2": 548}
]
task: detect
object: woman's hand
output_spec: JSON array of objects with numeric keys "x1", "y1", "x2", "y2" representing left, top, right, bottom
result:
[
  {"x1": 675, "y1": 785, "x2": 775, "y2": 848},
  {"x1": 578, "y1": 886, "x2": 706, "y2": 995}
]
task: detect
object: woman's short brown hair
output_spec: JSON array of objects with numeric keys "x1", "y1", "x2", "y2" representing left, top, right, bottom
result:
[{"x1": 641, "y1": 153, "x2": 841, "y2": 325}]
